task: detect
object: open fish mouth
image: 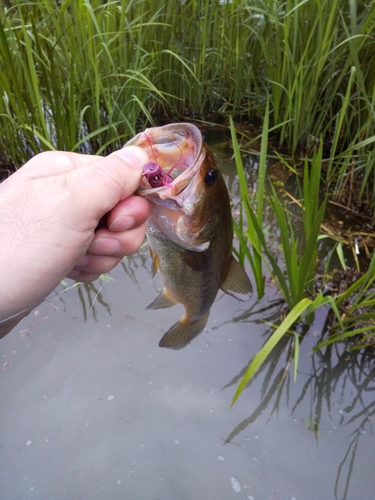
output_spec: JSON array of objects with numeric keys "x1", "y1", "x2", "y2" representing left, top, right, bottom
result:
[{"x1": 123, "y1": 123, "x2": 205, "y2": 200}]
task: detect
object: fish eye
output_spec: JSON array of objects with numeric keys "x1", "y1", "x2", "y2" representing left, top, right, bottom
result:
[{"x1": 205, "y1": 168, "x2": 218, "y2": 186}]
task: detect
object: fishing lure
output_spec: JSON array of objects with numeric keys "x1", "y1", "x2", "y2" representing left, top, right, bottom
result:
[
  {"x1": 142, "y1": 161, "x2": 174, "y2": 188},
  {"x1": 141, "y1": 131, "x2": 189, "y2": 188}
]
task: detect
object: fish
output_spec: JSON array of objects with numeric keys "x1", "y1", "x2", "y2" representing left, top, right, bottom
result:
[{"x1": 124, "y1": 123, "x2": 252, "y2": 349}]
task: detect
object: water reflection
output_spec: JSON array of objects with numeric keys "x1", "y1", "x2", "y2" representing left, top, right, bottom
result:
[
  {"x1": 222, "y1": 308, "x2": 375, "y2": 500},
  {"x1": 213, "y1": 137, "x2": 374, "y2": 496},
  {"x1": 57, "y1": 251, "x2": 151, "y2": 324},
  {"x1": 20, "y1": 138, "x2": 372, "y2": 499},
  {"x1": 120, "y1": 246, "x2": 150, "y2": 289}
]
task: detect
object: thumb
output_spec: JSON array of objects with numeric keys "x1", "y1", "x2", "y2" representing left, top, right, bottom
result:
[
  {"x1": 72, "y1": 146, "x2": 149, "y2": 215},
  {"x1": 109, "y1": 145, "x2": 149, "y2": 182},
  {"x1": 101, "y1": 145, "x2": 149, "y2": 199}
]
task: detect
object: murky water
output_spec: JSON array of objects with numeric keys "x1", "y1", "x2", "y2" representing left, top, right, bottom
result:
[{"x1": 1, "y1": 144, "x2": 374, "y2": 500}]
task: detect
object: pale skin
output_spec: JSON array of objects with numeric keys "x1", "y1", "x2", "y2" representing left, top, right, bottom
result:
[{"x1": 0, "y1": 146, "x2": 150, "y2": 338}]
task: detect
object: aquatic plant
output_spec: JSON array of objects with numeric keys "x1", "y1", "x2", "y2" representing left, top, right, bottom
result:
[
  {"x1": 231, "y1": 115, "x2": 340, "y2": 402},
  {"x1": 231, "y1": 112, "x2": 328, "y2": 308},
  {"x1": 0, "y1": 0, "x2": 173, "y2": 165},
  {"x1": 314, "y1": 251, "x2": 375, "y2": 351},
  {"x1": 231, "y1": 115, "x2": 375, "y2": 402}
]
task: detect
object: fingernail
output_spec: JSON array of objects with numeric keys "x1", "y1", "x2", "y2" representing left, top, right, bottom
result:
[
  {"x1": 75, "y1": 255, "x2": 89, "y2": 267},
  {"x1": 113, "y1": 146, "x2": 148, "y2": 170},
  {"x1": 89, "y1": 238, "x2": 122, "y2": 255},
  {"x1": 68, "y1": 268, "x2": 83, "y2": 278},
  {"x1": 109, "y1": 215, "x2": 136, "y2": 232}
]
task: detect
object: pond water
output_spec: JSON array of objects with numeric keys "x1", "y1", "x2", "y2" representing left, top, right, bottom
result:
[{"x1": 1, "y1": 143, "x2": 374, "y2": 500}]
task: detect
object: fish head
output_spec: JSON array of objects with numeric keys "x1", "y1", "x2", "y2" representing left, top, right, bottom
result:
[
  {"x1": 124, "y1": 123, "x2": 230, "y2": 252},
  {"x1": 125, "y1": 123, "x2": 203, "y2": 195}
]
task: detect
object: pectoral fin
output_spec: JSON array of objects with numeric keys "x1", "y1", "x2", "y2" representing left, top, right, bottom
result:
[
  {"x1": 221, "y1": 256, "x2": 253, "y2": 301},
  {"x1": 146, "y1": 289, "x2": 177, "y2": 310},
  {"x1": 159, "y1": 313, "x2": 209, "y2": 350},
  {"x1": 180, "y1": 250, "x2": 208, "y2": 272}
]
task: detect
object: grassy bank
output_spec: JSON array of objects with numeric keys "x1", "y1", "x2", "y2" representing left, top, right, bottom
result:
[
  {"x1": 231, "y1": 115, "x2": 375, "y2": 402},
  {"x1": 1, "y1": 1, "x2": 374, "y2": 203}
]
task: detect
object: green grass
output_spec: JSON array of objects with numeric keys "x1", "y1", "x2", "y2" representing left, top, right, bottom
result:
[
  {"x1": 0, "y1": 0, "x2": 175, "y2": 164},
  {"x1": 230, "y1": 116, "x2": 342, "y2": 401},
  {"x1": 314, "y1": 251, "x2": 375, "y2": 351},
  {"x1": 230, "y1": 112, "x2": 375, "y2": 400},
  {"x1": 1, "y1": 1, "x2": 375, "y2": 207},
  {"x1": 232, "y1": 110, "x2": 328, "y2": 308}
]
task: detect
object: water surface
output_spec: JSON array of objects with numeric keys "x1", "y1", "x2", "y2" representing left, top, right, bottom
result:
[{"x1": 1, "y1": 146, "x2": 374, "y2": 500}]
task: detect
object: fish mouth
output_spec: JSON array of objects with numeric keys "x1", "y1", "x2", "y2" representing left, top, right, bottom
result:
[{"x1": 124, "y1": 123, "x2": 204, "y2": 202}]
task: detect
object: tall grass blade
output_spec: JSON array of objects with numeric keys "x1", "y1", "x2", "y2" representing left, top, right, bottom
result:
[
  {"x1": 230, "y1": 116, "x2": 264, "y2": 298},
  {"x1": 231, "y1": 298, "x2": 313, "y2": 406}
]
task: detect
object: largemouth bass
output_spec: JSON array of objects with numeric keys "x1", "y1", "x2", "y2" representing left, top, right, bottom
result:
[{"x1": 124, "y1": 123, "x2": 252, "y2": 349}]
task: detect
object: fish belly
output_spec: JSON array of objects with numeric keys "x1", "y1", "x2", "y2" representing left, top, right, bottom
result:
[{"x1": 146, "y1": 225, "x2": 221, "y2": 322}]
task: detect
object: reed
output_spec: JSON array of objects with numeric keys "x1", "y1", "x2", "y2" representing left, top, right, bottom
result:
[
  {"x1": 2, "y1": 1, "x2": 374, "y2": 193},
  {"x1": 231, "y1": 113, "x2": 330, "y2": 396},
  {"x1": 233, "y1": 109, "x2": 328, "y2": 305},
  {"x1": 231, "y1": 113, "x2": 374, "y2": 399},
  {"x1": 314, "y1": 252, "x2": 375, "y2": 351},
  {"x1": 230, "y1": 114, "x2": 266, "y2": 298},
  {"x1": 0, "y1": 0, "x2": 175, "y2": 165}
]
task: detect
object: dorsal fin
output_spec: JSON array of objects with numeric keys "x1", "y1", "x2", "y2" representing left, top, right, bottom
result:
[{"x1": 221, "y1": 256, "x2": 253, "y2": 301}]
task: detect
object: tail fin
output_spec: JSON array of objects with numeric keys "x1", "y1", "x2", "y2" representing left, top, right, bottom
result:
[{"x1": 159, "y1": 314, "x2": 209, "y2": 350}]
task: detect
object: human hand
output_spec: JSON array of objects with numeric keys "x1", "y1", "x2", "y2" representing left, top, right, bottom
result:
[{"x1": 0, "y1": 147, "x2": 149, "y2": 335}]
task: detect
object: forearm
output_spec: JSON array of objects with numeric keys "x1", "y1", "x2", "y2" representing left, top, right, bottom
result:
[
  {"x1": 0, "y1": 257, "x2": 57, "y2": 337},
  {"x1": 0, "y1": 174, "x2": 68, "y2": 330},
  {"x1": 0, "y1": 308, "x2": 32, "y2": 339}
]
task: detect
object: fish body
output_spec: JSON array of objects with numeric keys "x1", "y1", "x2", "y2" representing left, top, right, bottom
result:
[{"x1": 125, "y1": 123, "x2": 252, "y2": 349}]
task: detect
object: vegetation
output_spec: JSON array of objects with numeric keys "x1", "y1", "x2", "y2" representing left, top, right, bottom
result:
[
  {"x1": 1, "y1": 2, "x2": 375, "y2": 195},
  {"x1": 1, "y1": 0, "x2": 375, "y2": 398},
  {"x1": 231, "y1": 116, "x2": 375, "y2": 404}
]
